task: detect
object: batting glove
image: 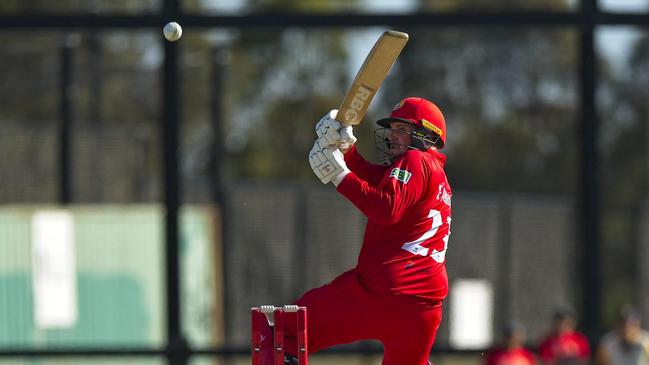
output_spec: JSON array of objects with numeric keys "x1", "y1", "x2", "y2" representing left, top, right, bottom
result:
[
  {"x1": 315, "y1": 110, "x2": 357, "y2": 150},
  {"x1": 309, "y1": 139, "x2": 350, "y2": 186}
]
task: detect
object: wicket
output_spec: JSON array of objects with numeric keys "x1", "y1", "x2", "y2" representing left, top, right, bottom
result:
[{"x1": 251, "y1": 305, "x2": 308, "y2": 365}]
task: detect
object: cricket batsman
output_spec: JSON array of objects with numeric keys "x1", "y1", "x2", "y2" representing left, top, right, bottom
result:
[{"x1": 257, "y1": 97, "x2": 452, "y2": 365}]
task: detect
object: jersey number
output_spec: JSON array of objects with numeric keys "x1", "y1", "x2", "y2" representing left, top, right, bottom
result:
[{"x1": 400, "y1": 209, "x2": 451, "y2": 263}]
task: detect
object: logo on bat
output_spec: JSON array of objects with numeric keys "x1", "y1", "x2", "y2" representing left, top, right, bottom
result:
[{"x1": 343, "y1": 85, "x2": 372, "y2": 122}]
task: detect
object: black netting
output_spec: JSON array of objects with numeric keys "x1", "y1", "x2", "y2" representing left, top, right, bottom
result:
[
  {"x1": 0, "y1": 124, "x2": 58, "y2": 202},
  {"x1": 302, "y1": 187, "x2": 365, "y2": 291},
  {"x1": 223, "y1": 183, "x2": 302, "y2": 345},
  {"x1": 71, "y1": 126, "x2": 159, "y2": 202},
  {"x1": 0, "y1": 124, "x2": 159, "y2": 203},
  {"x1": 509, "y1": 197, "x2": 576, "y2": 340}
]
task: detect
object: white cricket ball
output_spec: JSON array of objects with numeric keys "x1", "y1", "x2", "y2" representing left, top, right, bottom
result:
[{"x1": 163, "y1": 22, "x2": 182, "y2": 42}]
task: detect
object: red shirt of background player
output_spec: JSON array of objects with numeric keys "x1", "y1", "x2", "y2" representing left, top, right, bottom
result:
[
  {"x1": 538, "y1": 331, "x2": 591, "y2": 364},
  {"x1": 538, "y1": 309, "x2": 591, "y2": 365},
  {"x1": 486, "y1": 321, "x2": 537, "y2": 365},
  {"x1": 485, "y1": 347, "x2": 537, "y2": 365}
]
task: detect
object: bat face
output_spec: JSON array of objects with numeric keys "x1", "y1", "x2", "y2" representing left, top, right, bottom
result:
[
  {"x1": 341, "y1": 85, "x2": 372, "y2": 124},
  {"x1": 336, "y1": 30, "x2": 409, "y2": 126}
]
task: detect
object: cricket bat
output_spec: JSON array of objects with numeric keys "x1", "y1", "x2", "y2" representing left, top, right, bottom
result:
[{"x1": 336, "y1": 30, "x2": 409, "y2": 126}]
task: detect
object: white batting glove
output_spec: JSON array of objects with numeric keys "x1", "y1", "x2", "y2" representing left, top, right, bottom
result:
[
  {"x1": 315, "y1": 110, "x2": 357, "y2": 150},
  {"x1": 309, "y1": 140, "x2": 350, "y2": 186}
]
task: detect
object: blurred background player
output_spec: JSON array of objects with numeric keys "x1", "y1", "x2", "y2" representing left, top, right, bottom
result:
[
  {"x1": 484, "y1": 321, "x2": 537, "y2": 365},
  {"x1": 596, "y1": 306, "x2": 649, "y2": 365},
  {"x1": 255, "y1": 97, "x2": 451, "y2": 365},
  {"x1": 538, "y1": 307, "x2": 591, "y2": 365}
]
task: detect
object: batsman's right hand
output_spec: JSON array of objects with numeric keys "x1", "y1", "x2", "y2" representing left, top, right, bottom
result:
[{"x1": 315, "y1": 109, "x2": 357, "y2": 151}]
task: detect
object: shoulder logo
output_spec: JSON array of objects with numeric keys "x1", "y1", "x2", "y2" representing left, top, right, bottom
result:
[{"x1": 389, "y1": 167, "x2": 412, "y2": 184}]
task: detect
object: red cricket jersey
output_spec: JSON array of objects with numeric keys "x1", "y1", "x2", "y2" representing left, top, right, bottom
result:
[
  {"x1": 538, "y1": 331, "x2": 591, "y2": 364},
  {"x1": 336, "y1": 145, "x2": 452, "y2": 305},
  {"x1": 485, "y1": 347, "x2": 537, "y2": 365}
]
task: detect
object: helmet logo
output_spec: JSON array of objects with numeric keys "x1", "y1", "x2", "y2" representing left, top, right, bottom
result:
[
  {"x1": 422, "y1": 119, "x2": 443, "y2": 136},
  {"x1": 393, "y1": 100, "x2": 405, "y2": 111}
]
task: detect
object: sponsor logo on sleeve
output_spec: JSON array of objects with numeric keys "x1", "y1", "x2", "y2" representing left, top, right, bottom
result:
[{"x1": 389, "y1": 168, "x2": 412, "y2": 184}]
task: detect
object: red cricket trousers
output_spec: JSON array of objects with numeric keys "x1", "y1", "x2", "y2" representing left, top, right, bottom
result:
[{"x1": 283, "y1": 269, "x2": 443, "y2": 365}]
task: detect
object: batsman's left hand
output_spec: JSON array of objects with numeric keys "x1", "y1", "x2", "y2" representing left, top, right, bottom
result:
[
  {"x1": 309, "y1": 140, "x2": 350, "y2": 186},
  {"x1": 315, "y1": 109, "x2": 357, "y2": 151}
]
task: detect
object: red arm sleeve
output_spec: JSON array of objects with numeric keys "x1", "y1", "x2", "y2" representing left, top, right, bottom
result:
[
  {"x1": 337, "y1": 150, "x2": 427, "y2": 225},
  {"x1": 343, "y1": 145, "x2": 388, "y2": 186}
]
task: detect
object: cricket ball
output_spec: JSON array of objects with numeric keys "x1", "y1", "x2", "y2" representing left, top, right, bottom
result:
[{"x1": 163, "y1": 22, "x2": 182, "y2": 42}]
